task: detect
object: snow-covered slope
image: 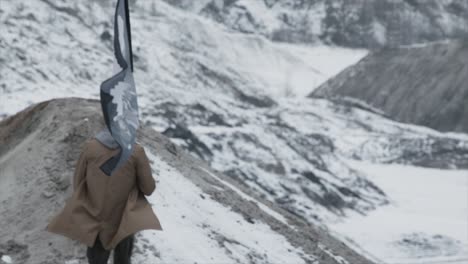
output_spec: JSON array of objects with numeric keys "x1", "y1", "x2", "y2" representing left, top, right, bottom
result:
[
  {"x1": 164, "y1": 0, "x2": 468, "y2": 48},
  {"x1": 0, "y1": 98, "x2": 373, "y2": 264},
  {"x1": 1, "y1": 0, "x2": 468, "y2": 263},
  {"x1": 331, "y1": 161, "x2": 468, "y2": 264}
]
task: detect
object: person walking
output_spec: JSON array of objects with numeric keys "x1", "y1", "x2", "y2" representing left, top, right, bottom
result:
[{"x1": 46, "y1": 127, "x2": 163, "y2": 264}]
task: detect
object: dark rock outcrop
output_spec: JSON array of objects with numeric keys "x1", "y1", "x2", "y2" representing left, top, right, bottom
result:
[{"x1": 312, "y1": 40, "x2": 468, "y2": 134}]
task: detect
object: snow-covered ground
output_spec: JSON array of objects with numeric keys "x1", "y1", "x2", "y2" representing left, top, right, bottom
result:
[
  {"x1": 0, "y1": 255, "x2": 12, "y2": 264},
  {"x1": 331, "y1": 161, "x2": 468, "y2": 264},
  {"x1": 133, "y1": 150, "x2": 313, "y2": 263}
]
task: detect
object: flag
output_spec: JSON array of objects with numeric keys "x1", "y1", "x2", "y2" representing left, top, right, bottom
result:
[{"x1": 99, "y1": 0, "x2": 139, "y2": 176}]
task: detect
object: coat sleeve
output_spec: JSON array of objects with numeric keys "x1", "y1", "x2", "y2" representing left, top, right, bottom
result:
[
  {"x1": 73, "y1": 141, "x2": 88, "y2": 191},
  {"x1": 135, "y1": 145, "x2": 156, "y2": 196}
]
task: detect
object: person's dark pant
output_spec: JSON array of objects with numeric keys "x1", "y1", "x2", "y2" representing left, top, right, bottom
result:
[{"x1": 87, "y1": 234, "x2": 134, "y2": 264}]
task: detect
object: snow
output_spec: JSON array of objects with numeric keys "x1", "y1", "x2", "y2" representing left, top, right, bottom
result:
[
  {"x1": 234, "y1": 0, "x2": 283, "y2": 32},
  {"x1": 372, "y1": 21, "x2": 387, "y2": 45},
  {"x1": 400, "y1": 39, "x2": 453, "y2": 49},
  {"x1": 1, "y1": 256, "x2": 12, "y2": 264},
  {"x1": 133, "y1": 150, "x2": 313, "y2": 263},
  {"x1": 330, "y1": 160, "x2": 468, "y2": 264}
]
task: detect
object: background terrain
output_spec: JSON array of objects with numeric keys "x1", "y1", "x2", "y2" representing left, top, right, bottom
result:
[{"x1": 0, "y1": 0, "x2": 467, "y2": 263}]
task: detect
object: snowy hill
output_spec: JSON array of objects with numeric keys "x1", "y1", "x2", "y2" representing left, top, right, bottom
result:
[
  {"x1": 311, "y1": 40, "x2": 468, "y2": 133},
  {"x1": 163, "y1": 0, "x2": 468, "y2": 48},
  {"x1": 0, "y1": 98, "x2": 374, "y2": 264},
  {"x1": 1, "y1": 0, "x2": 468, "y2": 263}
]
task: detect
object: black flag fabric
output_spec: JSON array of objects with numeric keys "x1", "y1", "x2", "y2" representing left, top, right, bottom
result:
[{"x1": 99, "y1": 0, "x2": 139, "y2": 176}]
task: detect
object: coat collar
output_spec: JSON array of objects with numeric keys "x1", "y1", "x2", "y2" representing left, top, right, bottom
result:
[{"x1": 95, "y1": 128, "x2": 119, "y2": 149}]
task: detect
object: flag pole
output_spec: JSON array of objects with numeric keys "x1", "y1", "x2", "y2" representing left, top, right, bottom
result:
[{"x1": 124, "y1": 0, "x2": 134, "y2": 72}]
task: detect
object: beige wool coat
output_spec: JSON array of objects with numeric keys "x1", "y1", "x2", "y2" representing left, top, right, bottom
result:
[{"x1": 47, "y1": 138, "x2": 163, "y2": 250}]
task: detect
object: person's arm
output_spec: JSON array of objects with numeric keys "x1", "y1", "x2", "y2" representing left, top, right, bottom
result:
[
  {"x1": 73, "y1": 141, "x2": 89, "y2": 191},
  {"x1": 135, "y1": 145, "x2": 156, "y2": 195}
]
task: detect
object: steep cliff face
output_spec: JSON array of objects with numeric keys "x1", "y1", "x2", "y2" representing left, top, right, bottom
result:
[
  {"x1": 163, "y1": 0, "x2": 468, "y2": 48},
  {"x1": 312, "y1": 40, "x2": 468, "y2": 133}
]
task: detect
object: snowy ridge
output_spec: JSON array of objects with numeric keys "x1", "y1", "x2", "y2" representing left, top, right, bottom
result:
[{"x1": 0, "y1": 98, "x2": 373, "y2": 264}]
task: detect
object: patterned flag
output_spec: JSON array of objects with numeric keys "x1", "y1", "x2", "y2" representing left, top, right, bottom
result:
[{"x1": 99, "y1": 0, "x2": 139, "y2": 176}]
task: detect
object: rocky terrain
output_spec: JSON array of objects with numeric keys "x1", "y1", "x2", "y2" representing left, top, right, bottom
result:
[
  {"x1": 163, "y1": 0, "x2": 468, "y2": 48},
  {"x1": 312, "y1": 40, "x2": 468, "y2": 134},
  {"x1": 1, "y1": 0, "x2": 467, "y2": 263}
]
